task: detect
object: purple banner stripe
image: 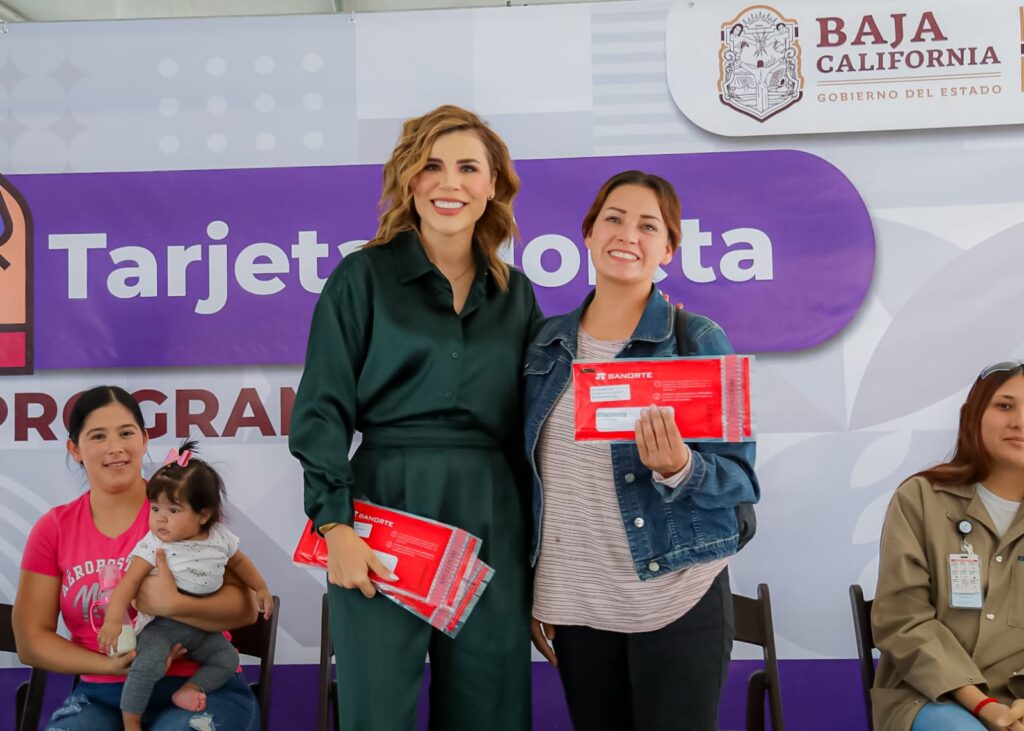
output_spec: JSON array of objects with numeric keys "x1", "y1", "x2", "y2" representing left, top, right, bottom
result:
[{"x1": 9, "y1": 151, "x2": 873, "y2": 370}]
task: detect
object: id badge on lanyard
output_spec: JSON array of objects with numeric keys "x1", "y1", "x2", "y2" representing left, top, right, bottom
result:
[{"x1": 949, "y1": 521, "x2": 983, "y2": 609}]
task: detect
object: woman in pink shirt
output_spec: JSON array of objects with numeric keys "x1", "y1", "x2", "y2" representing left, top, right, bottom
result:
[{"x1": 13, "y1": 385, "x2": 260, "y2": 730}]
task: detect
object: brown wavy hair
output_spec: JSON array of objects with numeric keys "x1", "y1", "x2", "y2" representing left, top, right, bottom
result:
[
  {"x1": 365, "y1": 105, "x2": 520, "y2": 291},
  {"x1": 581, "y1": 171, "x2": 682, "y2": 253},
  {"x1": 915, "y1": 363, "x2": 1024, "y2": 486}
]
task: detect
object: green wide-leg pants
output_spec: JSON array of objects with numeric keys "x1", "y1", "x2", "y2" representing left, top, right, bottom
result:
[{"x1": 329, "y1": 441, "x2": 532, "y2": 731}]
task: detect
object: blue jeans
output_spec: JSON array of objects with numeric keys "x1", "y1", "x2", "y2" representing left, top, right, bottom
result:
[
  {"x1": 45, "y1": 672, "x2": 258, "y2": 731},
  {"x1": 911, "y1": 702, "x2": 986, "y2": 731}
]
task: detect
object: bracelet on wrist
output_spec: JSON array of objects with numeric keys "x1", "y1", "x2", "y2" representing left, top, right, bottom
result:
[{"x1": 973, "y1": 697, "x2": 998, "y2": 716}]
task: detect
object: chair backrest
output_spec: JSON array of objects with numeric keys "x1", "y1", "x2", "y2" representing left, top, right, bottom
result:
[
  {"x1": 1, "y1": 602, "x2": 49, "y2": 731},
  {"x1": 317, "y1": 592, "x2": 337, "y2": 731},
  {"x1": 732, "y1": 584, "x2": 785, "y2": 731},
  {"x1": 14, "y1": 669, "x2": 48, "y2": 731},
  {"x1": 230, "y1": 595, "x2": 281, "y2": 731},
  {"x1": 849, "y1": 584, "x2": 876, "y2": 731}
]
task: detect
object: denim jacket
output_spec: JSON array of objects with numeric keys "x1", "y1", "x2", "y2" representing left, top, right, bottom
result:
[{"x1": 524, "y1": 288, "x2": 760, "y2": 580}]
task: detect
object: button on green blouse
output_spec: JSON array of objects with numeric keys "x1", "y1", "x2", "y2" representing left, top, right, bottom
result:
[{"x1": 289, "y1": 231, "x2": 541, "y2": 528}]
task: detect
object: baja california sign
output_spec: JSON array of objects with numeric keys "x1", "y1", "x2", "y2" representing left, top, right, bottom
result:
[{"x1": 668, "y1": 0, "x2": 1024, "y2": 136}]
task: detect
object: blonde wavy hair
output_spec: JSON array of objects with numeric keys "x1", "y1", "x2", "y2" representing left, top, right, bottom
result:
[{"x1": 366, "y1": 105, "x2": 520, "y2": 291}]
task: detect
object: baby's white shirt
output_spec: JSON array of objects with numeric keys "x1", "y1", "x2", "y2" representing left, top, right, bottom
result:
[
  {"x1": 131, "y1": 523, "x2": 240, "y2": 595},
  {"x1": 129, "y1": 523, "x2": 240, "y2": 636}
]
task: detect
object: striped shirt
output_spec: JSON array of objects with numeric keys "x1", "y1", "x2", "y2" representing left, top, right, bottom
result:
[{"x1": 532, "y1": 327, "x2": 727, "y2": 633}]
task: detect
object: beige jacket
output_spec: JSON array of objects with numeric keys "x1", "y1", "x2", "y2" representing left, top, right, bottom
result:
[{"x1": 872, "y1": 476, "x2": 1024, "y2": 731}]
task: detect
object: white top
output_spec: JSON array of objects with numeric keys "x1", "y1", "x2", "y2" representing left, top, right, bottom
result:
[
  {"x1": 976, "y1": 483, "x2": 1021, "y2": 538},
  {"x1": 131, "y1": 522, "x2": 239, "y2": 595},
  {"x1": 532, "y1": 328, "x2": 727, "y2": 633},
  {"x1": 129, "y1": 523, "x2": 239, "y2": 635}
]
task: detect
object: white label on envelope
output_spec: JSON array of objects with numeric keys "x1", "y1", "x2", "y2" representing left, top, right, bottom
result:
[
  {"x1": 590, "y1": 384, "x2": 630, "y2": 403},
  {"x1": 595, "y1": 407, "x2": 644, "y2": 432},
  {"x1": 373, "y1": 550, "x2": 399, "y2": 574},
  {"x1": 353, "y1": 521, "x2": 371, "y2": 539}
]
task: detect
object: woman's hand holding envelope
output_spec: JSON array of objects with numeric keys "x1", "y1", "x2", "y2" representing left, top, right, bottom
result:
[
  {"x1": 324, "y1": 525, "x2": 398, "y2": 599},
  {"x1": 635, "y1": 406, "x2": 691, "y2": 477}
]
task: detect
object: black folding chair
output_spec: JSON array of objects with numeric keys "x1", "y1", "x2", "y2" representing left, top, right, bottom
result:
[
  {"x1": 1, "y1": 602, "x2": 48, "y2": 731},
  {"x1": 317, "y1": 593, "x2": 337, "y2": 731},
  {"x1": 230, "y1": 595, "x2": 281, "y2": 731},
  {"x1": 849, "y1": 584, "x2": 876, "y2": 731},
  {"x1": 732, "y1": 584, "x2": 785, "y2": 731}
]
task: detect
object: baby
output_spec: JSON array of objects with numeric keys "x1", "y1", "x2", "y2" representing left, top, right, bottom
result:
[{"x1": 98, "y1": 441, "x2": 273, "y2": 731}]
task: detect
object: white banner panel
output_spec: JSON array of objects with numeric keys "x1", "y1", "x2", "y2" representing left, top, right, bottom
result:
[
  {"x1": 667, "y1": 0, "x2": 1024, "y2": 135},
  {"x1": 0, "y1": 3, "x2": 1023, "y2": 679}
]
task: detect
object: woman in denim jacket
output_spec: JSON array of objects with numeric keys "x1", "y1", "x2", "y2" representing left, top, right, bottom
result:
[{"x1": 525, "y1": 171, "x2": 759, "y2": 731}]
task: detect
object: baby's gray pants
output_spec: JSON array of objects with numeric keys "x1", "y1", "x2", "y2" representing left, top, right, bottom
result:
[{"x1": 120, "y1": 616, "x2": 239, "y2": 716}]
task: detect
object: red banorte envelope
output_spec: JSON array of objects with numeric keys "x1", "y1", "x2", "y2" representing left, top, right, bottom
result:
[
  {"x1": 292, "y1": 501, "x2": 494, "y2": 637},
  {"x1": 382, "y1": 556, "x2": 493, "y2": 637},
  {"x1": 573, "y1": 355, "x2": 754, "y2": 442},
  {"x1": 293, "y1": 521, "x2": 330, "y2": 568},
  {"x1": 350, "y1": 501, "x2": 477, "y2": 607}
]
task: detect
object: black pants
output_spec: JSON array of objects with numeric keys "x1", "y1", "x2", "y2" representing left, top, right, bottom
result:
[{"x1": 552, "y1": 567, "x2": 734, "y2": 731}]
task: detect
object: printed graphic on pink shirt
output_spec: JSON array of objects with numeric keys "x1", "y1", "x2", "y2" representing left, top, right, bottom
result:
[{"x1": 20, "y1": 493, "x2": 150, "y2": 681}]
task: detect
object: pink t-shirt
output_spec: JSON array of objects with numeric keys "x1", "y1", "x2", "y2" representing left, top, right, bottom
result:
[{"x1": 20, "y1": 492, "x2": 203, "y2": 683}]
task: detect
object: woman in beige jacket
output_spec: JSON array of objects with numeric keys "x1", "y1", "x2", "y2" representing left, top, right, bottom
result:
[{"x1": 873, "y1": 361, "x2": 1024, "y2": 731}]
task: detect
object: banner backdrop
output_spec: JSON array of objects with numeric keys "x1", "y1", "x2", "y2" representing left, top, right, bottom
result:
[
  {"x1": 7, "y1": 150, "x2": 871, "y2": 369},
  {"x1": 0, "y1": 4, "x2": 1022, "y2": 729}
]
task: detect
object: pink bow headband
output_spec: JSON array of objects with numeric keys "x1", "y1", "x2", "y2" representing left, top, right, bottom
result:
[{"x1": 162, "y1": 447, "x2": 192, "y2": 468}]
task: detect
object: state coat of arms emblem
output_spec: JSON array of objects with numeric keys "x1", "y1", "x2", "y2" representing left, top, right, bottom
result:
[{"x1": 719, "y1": 7, "x2": 804, "y2": 121}]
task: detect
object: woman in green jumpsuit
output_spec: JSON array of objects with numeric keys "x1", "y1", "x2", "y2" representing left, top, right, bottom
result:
[{"x1": 289, "y1": 105, "x2": 539, "y2": 730}]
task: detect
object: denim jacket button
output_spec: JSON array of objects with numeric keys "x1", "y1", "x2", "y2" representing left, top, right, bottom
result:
[
  {"x1": 633, "y1": 517, "x2": 645, "y2": 528},
  {"x1": 648, "y1": 561, "x2": 660, "y2": 572},
  {"x1": 624, "y1": 473, "x2": 636, "y2": 484}
]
